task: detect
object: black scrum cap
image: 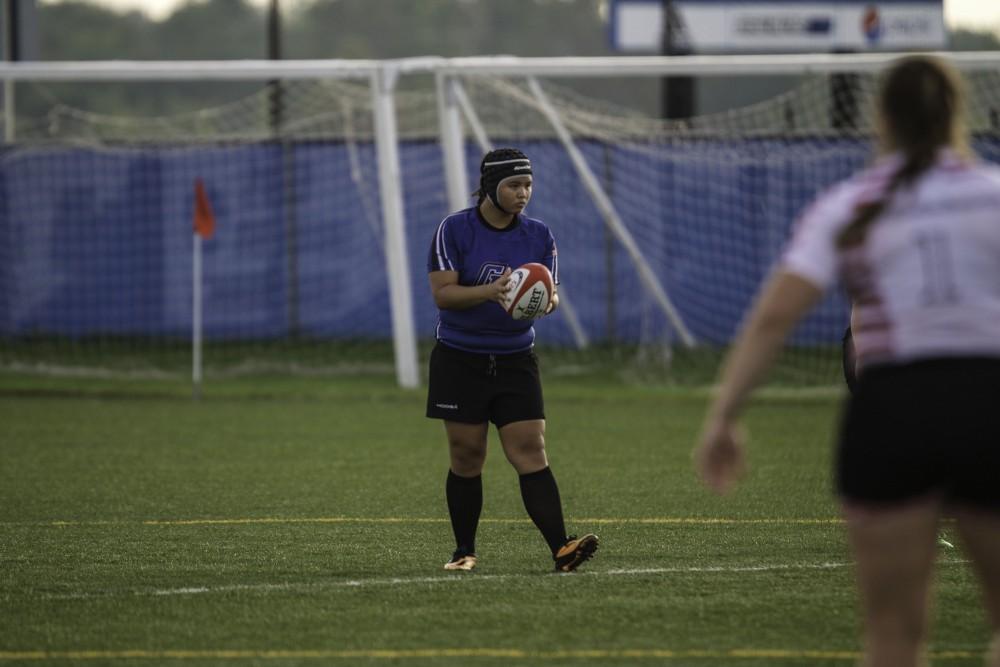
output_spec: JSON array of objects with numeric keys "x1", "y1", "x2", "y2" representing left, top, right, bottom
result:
[{"x1": 479, "y1": 148, "x2": 532, "y2": 212}]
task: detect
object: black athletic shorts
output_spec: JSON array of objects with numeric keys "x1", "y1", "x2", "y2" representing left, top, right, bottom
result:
[
  {"x1": 425, "y1": 342, "x2": 545, "y2": 427},
  {"x1": 836, "y1": 357, "x2": 1000, "y2": 510}
]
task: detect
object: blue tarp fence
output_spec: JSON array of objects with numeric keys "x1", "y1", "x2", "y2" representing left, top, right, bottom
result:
[{"x1": 2, "y1": 138, "x2": 997, "y2": 346}]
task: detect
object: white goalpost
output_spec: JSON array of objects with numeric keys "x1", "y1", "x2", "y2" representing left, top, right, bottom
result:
[
  {"x1": 1, "y1": 52, "x2": 998, "y2": 388},
  {"x1": 0, "y1": 59, "x2": 423, "y2": 389}
]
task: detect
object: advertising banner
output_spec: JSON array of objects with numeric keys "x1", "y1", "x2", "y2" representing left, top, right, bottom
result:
[{"x1": 610, "y1": 0, "x2": 946, "y2": 53}]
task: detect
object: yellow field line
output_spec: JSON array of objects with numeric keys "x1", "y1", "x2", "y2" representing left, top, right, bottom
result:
[
  {"x1": 25, "y1": 517, "x2": 844, "y2": 528},
  {"x1": 0, "y1": 648, "x2": 984, "y2": 661}
]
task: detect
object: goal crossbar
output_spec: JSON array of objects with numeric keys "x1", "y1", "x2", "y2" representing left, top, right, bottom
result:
[{"x1": 1, "y1": 52, "x2": 998, "y2": 82}]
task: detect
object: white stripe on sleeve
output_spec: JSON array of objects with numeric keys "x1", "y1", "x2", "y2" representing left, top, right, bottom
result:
[{"x1": 434, "y1": 219, "x2": 455, "y2": 271}]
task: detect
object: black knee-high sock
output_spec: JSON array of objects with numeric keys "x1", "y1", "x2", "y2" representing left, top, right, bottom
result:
[
  {"x1": 446, "y1": 470, "x2": 482, "y2": 555},
  {"x1": 518, "y1": 466, "x2": 568, "y2": 555}
]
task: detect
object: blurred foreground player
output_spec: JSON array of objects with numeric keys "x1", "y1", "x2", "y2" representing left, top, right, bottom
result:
[{"x1": 695, "y1": 56, "x2": 1000, "y2": 667}]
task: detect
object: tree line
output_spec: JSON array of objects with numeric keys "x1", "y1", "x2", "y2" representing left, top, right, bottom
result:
[
  {"x1": 38, "y1": 0, "x2": 615, "y2": 61},
  {"x1": 15, "y1": 0, "x2": 1000, "y2": 121}
]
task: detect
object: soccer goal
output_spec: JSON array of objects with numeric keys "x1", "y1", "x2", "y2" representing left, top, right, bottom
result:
[
  {"x1": 1, "y1": 53, "x2": 998, "y2": 389},
  {"x1": 432, "y1": 53, "x2": 1000, "y2": 385},
  {"x1": 0, "y1": 61, "x2": 423, "y2": 389}
]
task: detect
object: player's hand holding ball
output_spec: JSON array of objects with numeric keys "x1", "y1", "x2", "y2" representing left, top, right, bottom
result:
[
  {"x1": 485, "y1": 267, "x2": 513, "y2": 305},
  {"x1": 499, "y1": 263, "x2": 554, "y2": 320}
]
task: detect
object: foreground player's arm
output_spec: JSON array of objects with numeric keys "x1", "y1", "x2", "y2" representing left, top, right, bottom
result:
[
  {"x1": 430, "y1": 269, "x2": 511, "y2": 310},
  {"x1": 695, "y1": 271, "x2": 822, "y2": 494}
]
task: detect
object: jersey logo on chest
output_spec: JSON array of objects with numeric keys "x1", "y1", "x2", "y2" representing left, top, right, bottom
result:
[{"x1": 476, "y1": 262, "x2": 508, "y2": 286}]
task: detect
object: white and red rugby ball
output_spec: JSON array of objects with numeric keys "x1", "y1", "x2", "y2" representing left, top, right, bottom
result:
[{"x1": 501, "y1": 262, "x2": 553, "y2": 321}]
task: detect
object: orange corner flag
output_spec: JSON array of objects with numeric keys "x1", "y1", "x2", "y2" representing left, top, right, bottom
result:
[{"x1": 193, "y1": 179, "x2": 216, "y2": 240}]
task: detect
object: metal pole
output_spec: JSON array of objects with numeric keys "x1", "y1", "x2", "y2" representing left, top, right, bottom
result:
[
  {"x1": 830, "y1": 50, "x2": 859, "y2": 132},
  {"x1": 267, "y1": 0, "x2": 283, "y2": 134},
  {"x1": 372, "y1": 65, "x2": 419, "y2": 388},
  {"x1": 436, "y1": 74, "x2": 469, "y2": 213},
  {"x1": 661, "y1": 0, "x2": 694, "y2": 120},
  {"x1": 602, "y1": 143, "x2": 616, "y2": 344},
  {"x1": 3, "y1": 0, "x2": 19, "y2": 142},
  {"x1": 267, "y1": 0, "x2": 301, "y2": 338}
]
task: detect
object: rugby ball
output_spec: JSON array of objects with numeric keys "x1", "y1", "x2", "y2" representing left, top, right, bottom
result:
[{"x1": 501, "y1": 263, "x2": 553, "y2": 320}]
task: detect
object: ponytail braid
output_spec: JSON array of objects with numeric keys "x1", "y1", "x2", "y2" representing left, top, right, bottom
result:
[
  {"x1": 835, "y1": 56, "x2": 964, "y2": 250},
  {"x1": 835, "y1": 146, "x2": 937, "y2": 249}
]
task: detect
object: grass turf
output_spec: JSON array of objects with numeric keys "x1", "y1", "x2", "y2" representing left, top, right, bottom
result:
[{"x1": 0, "y1": 374, "x2": 990, "y2": 665}]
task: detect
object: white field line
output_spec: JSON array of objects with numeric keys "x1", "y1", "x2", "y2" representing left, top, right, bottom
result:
[{"x1": 30, "y1": 559, "x2": 970, "y2": 601}]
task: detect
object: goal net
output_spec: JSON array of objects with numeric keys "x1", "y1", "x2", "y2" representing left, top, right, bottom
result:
[
  {"x1": 1, "y1": 72, "x2": 412, "y2": 382},
  {"x1": 437, "y1": 60, "x2": 1000, "y2": 385},
  {"x1": 2, "y1": 56, "x2": 998, "y2": 388}
]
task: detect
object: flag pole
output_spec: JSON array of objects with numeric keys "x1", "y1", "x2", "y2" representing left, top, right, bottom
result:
[
  {"x1": 192, "y1": 178, "x2": 214, "y2": 401},
  {"x1": 192, "y1": 230, "x2": 203, "y2": 401}
]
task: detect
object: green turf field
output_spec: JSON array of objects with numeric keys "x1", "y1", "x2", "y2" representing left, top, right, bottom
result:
[{"x1": 0, "y1": 373, "x2": 991, "y2": 666}]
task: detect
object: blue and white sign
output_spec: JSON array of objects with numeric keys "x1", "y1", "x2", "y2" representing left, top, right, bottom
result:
[{"x1": 609, "y1": 0, "x2": 946, "y2": 53}]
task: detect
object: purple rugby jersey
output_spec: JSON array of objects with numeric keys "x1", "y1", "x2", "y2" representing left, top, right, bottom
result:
[{"x1": 427, "y1": 206, "x2": 559, "y2": 354}]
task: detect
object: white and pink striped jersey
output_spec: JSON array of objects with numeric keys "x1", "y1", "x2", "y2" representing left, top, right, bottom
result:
[{"x1": 781, "y1": 150, "x2": 1000, "y2": 368}]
